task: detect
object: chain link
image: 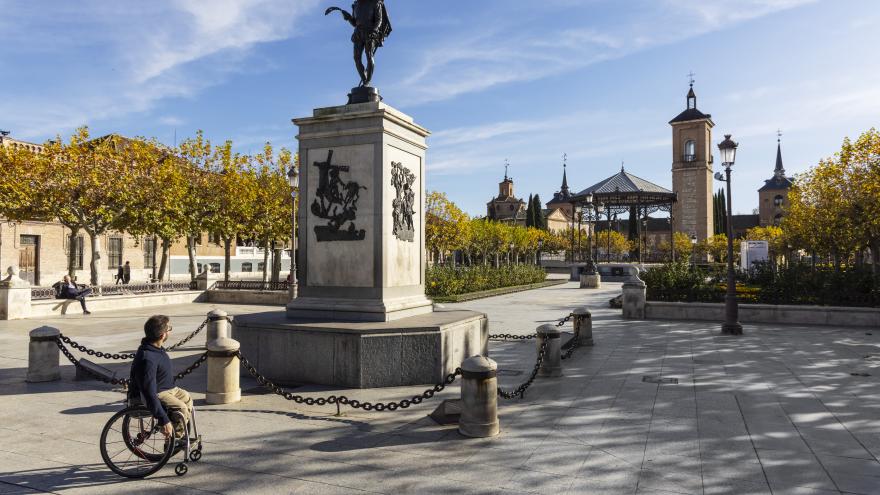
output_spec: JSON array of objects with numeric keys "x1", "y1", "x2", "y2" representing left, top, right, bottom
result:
[
  {"x1": 55, "y1": 338, "x2": 207, "y2": 388},
  {"x1": 237, "y1": 350, "x2": 460, "y2": 412},
  {"x1": 58, "y1": 334, "x2": 135, "y2": 360},
  {"x1": 166, "y1": 318, "x2": 209, "y2": 351},
  {"x1": 55, "y1": 318, "x2": 209, "y2": 360},
  {"x1": 173, "y1": 352, "x2": 208, "y2": 381},
  {"x1": 488, "y1": 333, "x2": 536, "y2": 340},
  {"x1": 561, "y1": 324, "x2": 581, "y2": 361},
  {"x1": 497, "y1": 338, "x2": 548, "y2": 400},
  {"x1": 556, "y1": 312, "x2": 574, "y2": 327},
  {"x1": 56, "y1": 338, "x2": 131, "y2": 387}
]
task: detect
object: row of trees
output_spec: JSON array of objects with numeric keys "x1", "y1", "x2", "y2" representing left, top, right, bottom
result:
[
  {"x1": 0, "y1": 128, "x2": 294, "y2": 284},
  {"x1": 783, "y1": 128, "x2": 879, "y2": 278}
]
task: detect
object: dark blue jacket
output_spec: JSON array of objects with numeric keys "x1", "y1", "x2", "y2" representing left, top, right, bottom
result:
[{"x1": 129, "y1": 341, "x2": 174, "y2": 425}]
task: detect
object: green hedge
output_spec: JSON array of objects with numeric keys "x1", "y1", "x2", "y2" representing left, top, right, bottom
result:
[
  {"x1": 426, "y1": 264, "x2": 547, "y2": 297},
  {"x1": 643, "y1": 261, "x2": 879, "y2": 307}
]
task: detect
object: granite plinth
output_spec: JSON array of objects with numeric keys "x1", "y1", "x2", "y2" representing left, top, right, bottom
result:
[{"x1": 232, "y1": 309, "x2": 487, "y2": 388}]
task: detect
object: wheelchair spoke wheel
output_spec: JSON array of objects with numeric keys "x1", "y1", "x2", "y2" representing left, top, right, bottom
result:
[{"x1": 100, "y1": 406, "x2": 173, "y2": 478}]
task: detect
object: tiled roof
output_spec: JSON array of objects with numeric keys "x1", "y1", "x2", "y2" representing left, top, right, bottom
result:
[
  {"x1": 574, "y1": 169, "x2": 673, "y2": 197},
  {"x1": 669, "y1": 108, "x2": 712, "y2": 124}
]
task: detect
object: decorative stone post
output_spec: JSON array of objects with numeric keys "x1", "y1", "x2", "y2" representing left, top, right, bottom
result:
[
  {"x1": 206, "y1": 337, "x2": 241, "y2": 405},
  {"x1": 207, "y1": 309, "x2": 230, "y2": 341},
  {"x1": 536, "y1": 324, "x2": 563, "y2": 377},
  {"x1": 572, "y1": 307, "x2": 594, "y2": 346},
  {"x1": 27, "y1": 326, "x2": 61, "y2": 383},
  {"x1": 458, "y1": 355, "x2": 500, "y2": 438},
  {"x1": 622, "y1": 272, "x2": 647, "y2": 319},
  {"x1": 195, "y1": 266, "x2": 219, "y2": 291},
  {"x1": 579, "y1": 272, "x2": 601, "y2": 289},
  {"x1": 0, "y1": 266, "x2": 32, "y2": 320}
]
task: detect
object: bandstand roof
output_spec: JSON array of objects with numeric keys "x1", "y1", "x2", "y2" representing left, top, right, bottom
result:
[{"x1": 571, "y1": 167, "x2": 676, "y2": 208}]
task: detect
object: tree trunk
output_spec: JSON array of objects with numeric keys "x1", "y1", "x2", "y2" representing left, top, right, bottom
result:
[
  {"x1": 261, "y1": 237, "x2": 270, "y2": 283},
  {"x1": 87, "y1": 230, "x2": 101, "y2": 286},
  {"x1": 272, "y1": 245, "x2": 282, "y2": 284},
  {"x1": 223, "y1": 237, "x2": 232, "y2": 282},
  {"x1": 186, "y1": 235, "x2": 198, "y2": 281},
  {"x1": 151, "y1": 236, "x2": 158, "y2": 281},
  {"x1": 870, "y1": 240, "x2": 879, "y2": 288},
  {"x1": 67, "y1": 226, "x2": 80, "y2": 278},
  {"x1": 157, "y1": 237, "x2": 171, "y2": 281}
]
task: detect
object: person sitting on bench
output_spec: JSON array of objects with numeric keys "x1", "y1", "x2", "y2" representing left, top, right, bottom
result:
[{"x1": 59, "y1": 275, "x2": 92, "y2": 315}]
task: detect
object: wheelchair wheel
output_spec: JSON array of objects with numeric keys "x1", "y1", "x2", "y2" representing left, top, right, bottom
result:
[{"x1": 100, "y1": 406, "x2": 174, "y2": 478}]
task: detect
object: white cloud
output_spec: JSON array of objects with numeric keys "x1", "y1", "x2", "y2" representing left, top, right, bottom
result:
[
  {"x1": 0, "y1": 0, "x2": 318, "y2": 140},
  {"x1": 394, "y1": 0, "x2": 817, "y2": 105}
]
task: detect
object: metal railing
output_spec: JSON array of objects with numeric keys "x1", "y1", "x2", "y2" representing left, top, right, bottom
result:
[
  {"x1": 98, "y1": 280, "x2": 197, "y2": 296},
  {"x1": 30, "y1": 287, "x2": 57, "y2": 300},
  {"x1": 213, "y1": 280, "x2": 290, "y2": 292}
]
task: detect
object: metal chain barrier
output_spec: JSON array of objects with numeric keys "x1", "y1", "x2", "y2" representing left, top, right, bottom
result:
[
  {"x1": 488, "y1": 333, "x2": 536, "y2": 340},
  {"x1": 58, "y1": 334, "x2": 135, "y2": 360},
  {"x1": 237, "y1": 350, "x2": 461, "y2": 413},
  {"x1": 556, "y1": 312, "x2": 574, "y2": 327},
  {"x1": 166, "y1": 318, "x2": 209, "y2": 351},
  {"x1": 55, "y1": 337, "x2": 208, "y2": 388},
  {"x1": 561, "y1": 324, "x2": 581, "y2": 360},
  {"x1": 55, "y1": 318, "x2": 210, "y2": 360},
  {"x1": 56, "y1": 338, "x2": 131, "y2": 387},
  {"x1": 173, "y1": 353, "x2": 208, "y2": 381},
  {"x1": 489, "y1": 313, "x2": 571, "y2": 341},
  {"x1": 497, "y1": 338, "x2": 549, "y2": 400}
]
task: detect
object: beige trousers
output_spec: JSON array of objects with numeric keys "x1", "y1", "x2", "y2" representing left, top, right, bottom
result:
[{"x1": 157, "y1": 387, "x2": 193, "y2": 426}]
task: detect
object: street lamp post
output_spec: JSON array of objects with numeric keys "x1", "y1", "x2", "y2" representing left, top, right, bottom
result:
[
  {"x1": 509, "y1": 242, "x2": 515, "y2": 265},
  {"x1": 690, "y1": 234, "x2": 697, "y2": 269},
  {"x1": 536, "y1": 239, "x2": 544, "y2": 266},
  {"x1": 287, "y1": 164, "x2": 299, "y2": 299},
  {"x1": 715, "y1": 134, "x2": 743, "y2": 335}
]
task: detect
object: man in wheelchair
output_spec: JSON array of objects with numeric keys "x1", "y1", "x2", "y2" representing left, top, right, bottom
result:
[{"x1": 129, "y1": 315, "x2": 192, "y2": 440}]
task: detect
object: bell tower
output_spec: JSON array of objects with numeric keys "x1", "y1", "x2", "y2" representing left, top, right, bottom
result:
[{"x1": 670, "y1": 78, "x2": 714, "y2": 241}]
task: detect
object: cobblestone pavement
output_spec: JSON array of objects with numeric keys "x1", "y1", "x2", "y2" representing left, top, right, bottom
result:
[{"x1": 1, "y1": 283, "x2": 878, "y2": 494}]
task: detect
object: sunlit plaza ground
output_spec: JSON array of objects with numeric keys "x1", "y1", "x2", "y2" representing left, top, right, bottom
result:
[{"x1": 1, "y1": 281, "x2": 879, "y2": 494}]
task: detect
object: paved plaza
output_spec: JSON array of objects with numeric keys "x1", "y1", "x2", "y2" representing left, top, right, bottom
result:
[{"x1": 1, "y1": 281, "x2": 879, "y2": 494}]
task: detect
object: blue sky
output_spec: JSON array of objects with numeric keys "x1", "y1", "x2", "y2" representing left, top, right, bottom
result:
[{"x1": 2, "y1": 0, "x2": 879, "y2": 216}]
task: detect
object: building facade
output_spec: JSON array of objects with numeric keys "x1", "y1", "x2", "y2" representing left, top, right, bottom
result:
[{"x1": 0, "y1": 133, "x2": 291, "y2": 286}]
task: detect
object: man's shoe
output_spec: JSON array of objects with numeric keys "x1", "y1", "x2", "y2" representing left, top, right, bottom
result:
[{"x1": 83, "y1": 310, "x2": 91, "y2": 315}]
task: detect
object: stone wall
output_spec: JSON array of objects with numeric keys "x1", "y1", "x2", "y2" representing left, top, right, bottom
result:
[{"x1": 645, "y1": 301, "x2": 880, "y2": 328}]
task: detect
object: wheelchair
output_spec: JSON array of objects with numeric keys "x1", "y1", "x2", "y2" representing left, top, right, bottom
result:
[{"x1": 99, "y1": 397, "x2": 202, "y2": 478}]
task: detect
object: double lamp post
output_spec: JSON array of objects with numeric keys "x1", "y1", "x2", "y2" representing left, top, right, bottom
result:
[{"x1": 287, "y1": 164, "x2": 299, "y2": 299}]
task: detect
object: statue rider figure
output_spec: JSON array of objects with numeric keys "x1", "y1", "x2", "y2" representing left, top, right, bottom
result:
[{"x1": 326, "y1": 0, "x2": 392, "y2": 103}]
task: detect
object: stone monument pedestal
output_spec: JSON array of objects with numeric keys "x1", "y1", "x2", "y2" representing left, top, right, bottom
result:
[
  {"x1": 234, "y1": 310, "x2": 487, "y2": 388},
  {"x1": 239, "y1": 101, "x2": 488, "y2": 387}
]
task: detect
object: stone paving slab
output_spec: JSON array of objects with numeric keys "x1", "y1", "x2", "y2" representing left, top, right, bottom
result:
[{"x1": 0, "y1": 284, "x2": 879, "y2": 494}]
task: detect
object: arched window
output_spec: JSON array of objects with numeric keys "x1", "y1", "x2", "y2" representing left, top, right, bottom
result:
[
  {"x1": 684, "y1": 140, "x2": 696, "y2": 161},
  {"x1": 773, "y1": 195, "x2": 784, "y2": 207}
]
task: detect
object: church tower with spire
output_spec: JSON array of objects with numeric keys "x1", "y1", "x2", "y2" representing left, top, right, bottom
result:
[
  {"x1": 545, "y1": 153, "x2": 574, "y2": 216},
  {"x1": 758, "y1": 131, "x2": 794, "y2": 226},
  {"x1": 670, "y1": 79, "x2": 715, "y2": 241}
]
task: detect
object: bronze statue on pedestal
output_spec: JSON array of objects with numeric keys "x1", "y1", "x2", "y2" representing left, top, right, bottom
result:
[{"x1": 326, "y1": 0, "x2": 392, "y2": 103}]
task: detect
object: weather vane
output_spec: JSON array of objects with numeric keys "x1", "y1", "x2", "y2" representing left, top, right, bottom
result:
[
  {"x1": 563, "y1": 153, "x2": 567, "y2": 168},
  {"x1": 504, "y1": 158, "x2": 510, "y2": 180},
  {"x1": 777, "y1": 129, "x2": 783, "y2": 142},
  {"x1": 687, "y1": 71, "x2": 696, "y2": 87}
]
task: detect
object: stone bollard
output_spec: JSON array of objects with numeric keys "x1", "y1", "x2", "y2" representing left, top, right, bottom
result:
[
  {"x1": 207, "y1": 309, "x2": 230, "y2": 341},
  {"x1": 622, "y1": 273, "x2": 647, "y2": 319},
  {"x1": 536, "y1": 324, "x2": 563, "y2": 377},
  {"x1": 458, "y1": 355, "x2": 500, "y2": 438},
  {"x1": 27, "y1": 326, "x2": 61, "y2": 383},
  {"x1": 0, "y1": 266, "x2": 32, "y2": 320},
  {"x1": 572, "y1": 307, "x2": 594, "y2": 346},
  {"x1": 206, "y1": 337, "x2": 241, "y2": 405}
]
